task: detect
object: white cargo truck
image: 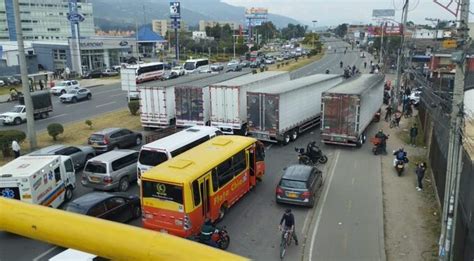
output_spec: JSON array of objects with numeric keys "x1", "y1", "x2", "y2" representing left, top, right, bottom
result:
[
  {"x1": 247, "y1": 74, "x2": 343, "y2": 144},
  {"x1": 121, "y1": 67, "x2": 140, "y2": 100},
  {"x1": 210, "y1": 71, "x2": 290, "y2": 135},
  {"x1": 139, "y1": 74, "x2": 215, "y2": 129},
  {"x1": 175, "y1": 71, "x2": 248, "y2": 127},
  {"x1": 0, "y1": 155, "x2": 76, "y2": 208}
]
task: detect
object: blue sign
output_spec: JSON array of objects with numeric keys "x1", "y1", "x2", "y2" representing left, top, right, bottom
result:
[
  {"x1": 67, "y1": 12, "x2": 85, "y2": 23},
  {"x1": 1, "y1": 188, "x2": 15, "y2": 199},
  {"x1": 170, "y1": 20, "x2": 181, "y2": 29},
  {"x1": 170, "y1": 2, "x2": 181, "y2": 18}
]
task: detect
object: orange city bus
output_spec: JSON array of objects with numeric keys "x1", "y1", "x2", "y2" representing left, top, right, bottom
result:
[{"x1": 140, "y1": 135, "x2": 265, "y2": 238}]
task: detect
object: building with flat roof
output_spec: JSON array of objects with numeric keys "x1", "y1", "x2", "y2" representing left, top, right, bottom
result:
[
  {"x1": 198, "y1": 20, "x2": 240, "y2": 31},
  {"x1": 152, "y1": 19, "x2": 187, "y2": 37},
  {"x1": 0, "y1": 0, "x2": 95, "y2": 41}
]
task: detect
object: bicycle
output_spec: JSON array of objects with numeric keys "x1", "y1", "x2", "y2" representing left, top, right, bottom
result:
[{"x1": 279, "y1": 228, "x2": 293, "y2": 259}]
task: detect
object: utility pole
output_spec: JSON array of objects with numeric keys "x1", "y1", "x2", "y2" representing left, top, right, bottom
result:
[
  {"x1": 13, "y1": 0, "x2": 36, "y2": 150},
  {"x1": 312, "y1": 20, "x2": 318, "y2": 49},
  {"x1": 439, "y1": 0, "x2": 469, "y2": 259},
  {"x1": 379, "y1": 21, "x2": 385, "y2": 65},
  {"x1": 392, "y1": 0, "x2": 409, "y2": 112}
]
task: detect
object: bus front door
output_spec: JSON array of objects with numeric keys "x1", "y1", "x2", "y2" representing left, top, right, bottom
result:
[
  {"x1": 247, "y1": 148, "x2": 257, "y2": 187},
  {"x1": 199, "y1": 176, "x2": 211, "y2": 219}
]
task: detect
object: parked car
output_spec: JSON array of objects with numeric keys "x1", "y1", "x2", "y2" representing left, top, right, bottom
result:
[
  {"x1": 59, "y1": 88, "x2": 92, "y2": 103},
  {"x1": 210, "y1": 63, "x2": 224, "y2": 71},
  {"x1": 102, "y1": 69, "x2": 119, "y2": 77},
  {"x1": 276, "y1": 56, "x2": 284, "y2": 62},
  {"x1": 83, "y1": 70, "x2": 103, "y2": 79},
  {"x1": 81, "y1": 149, "x2": 139, "y2": 191},
  {"x1": 161, "y1": 71, "x2": 179, "y2": 81},
  {"x1": 226, "y1": 63, "x2": 242, "y2": 72},
  {"x1": 50, "y1": 80, "x2": 80, "y2": 95},
  {"x1": 227, "y1": 60, "x2": 240, "y2": 67},
  {"x1": 198, "y1": 65, "x2": 214, "y2": 74},
  {"x1": 65, "y1": 192, "x2": 141, "y2": 222},
  {"x1": 28, "y1": 144, "x2": 96, "y2": 169},
  {"x1": 171, "y1": 66, "x2": 185, "y2": 76},
  {"x1": 240, "y1": 60, "x2": 251, "y2": 68},
  {"x1": 0, "y1": 80, "x2": 5, "y2": 87},
  {"x1": 6, "y1": 76, "x2": 21, "y2": 85},
  {"x1": 275, "y1": 164, "x2": 323, "y2": 207},
  {"x1": 265, "y1": 58, "x2": 275, "y2": 64},
  {"x1": 88, "y1": 128, "x2": 142, "y2": 153}
]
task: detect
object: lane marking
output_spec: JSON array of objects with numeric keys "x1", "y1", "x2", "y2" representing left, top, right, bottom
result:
[
  {"x1": 96, "y1": 101, "x2": 116, "y2": 108},
  {"x1": 94, "y1": 88, "x2": 121, "y2": 95},
  {"x1": 309, "y1": 149, "x2": 340, "y2": 260},
  {"x1": 33, "y1": 246, "x2": 58, "y2": 261},
  {"x1": 110, "y1": 93, "x2": 125, "y2": 97},
  {"x1": 46, "y1": 114, "x2": 67, "y2": 120}
]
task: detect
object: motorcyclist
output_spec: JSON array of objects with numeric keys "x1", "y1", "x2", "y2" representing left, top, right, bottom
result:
[
  {"x1": 393, "y1": 148, "x2": 408, "y2": 167},
  {"x1": 325, "y1": 68, "x2": 330, "y2": 74},
  {"x1": 200, "y1": 218, "x2": 218, "y2": 247},
  {"x1": 375, "y1": 129, "x2": 388, "y2": 152},
  {"x1": 306, "y1": 141, "x2": 321, "y2": 161},
  {"x1": 279, "y1": 209, "x2": 298, "y2": 245}
]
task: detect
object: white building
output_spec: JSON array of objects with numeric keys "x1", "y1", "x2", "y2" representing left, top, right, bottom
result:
[
  {"x1": 192, "y1": 31, "x2": 213, "y2": 41},
  {"x1": 198, "y1": 20, "x2": 240, "y2": 31},
  {"x1": 152, "y1": 19, "x2": 187, "y2": 37},
  {"x1": 0, "y1": 0, "x2": 95, "y2": 41}
]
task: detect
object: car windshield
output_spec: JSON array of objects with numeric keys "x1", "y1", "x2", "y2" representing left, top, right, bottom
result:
[
  {"x1": 10, "y1": 106, "x2": 23, "y2": 113},
  {"x1": 67, "y1": 90, "x2": 78, "y2": 94},
  {"x1": 65, "y1": 203, "x2": 87, "y2": 214},
  {"x1": 184, "y1": 62, "x2": 195, "y2": 70},
  {"x1": 84, "y1": 162, "x2": 107, "y2": 173},
  {"x1": 280, "y1": 179, "x2": 307, "y2": 189}
]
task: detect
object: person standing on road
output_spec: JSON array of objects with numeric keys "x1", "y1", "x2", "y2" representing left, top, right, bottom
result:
[
  {"x1": 12, "y1": 139, "x2": 20, "y2": 158},
  {"x1": 279, "y1": 209, "x2": 299, "y2": 246},
  {"x1": 416, "y1": 162, "x2": 427, "y2": 191},
  {"x1": 385, "y1": 106, "x2": 393, "y2": 122},
  {"x1": 410, "y1": 124, "x2": 418, "y2": 146},
  {"x1": 364, "y1": 61, "x2": 367, "y2": 69}
]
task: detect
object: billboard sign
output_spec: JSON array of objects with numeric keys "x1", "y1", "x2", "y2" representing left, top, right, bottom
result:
[
  {"x1": 169, "y1": 2, "x2": 181, "y2": 18},
  {"x1": 372, "y1": 9, "x2": 395, "y2": 17},
  {"x1": 245, "y1": 7, "x2": 268, "y2": 16}
]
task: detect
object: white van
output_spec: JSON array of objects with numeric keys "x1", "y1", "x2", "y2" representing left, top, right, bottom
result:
[
  {"x1": 0, "y1": 155, "x2": 76, "y2": 208},
  {"x1": 137, "y1": 126, "x2": 220, "y2": 184}
]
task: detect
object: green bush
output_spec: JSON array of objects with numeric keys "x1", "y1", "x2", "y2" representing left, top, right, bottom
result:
[
  {"x1": 252, "y1": 69, "x2": 257, "y2": 74},
  {"x1": 85, "y1": 119, "x2": 92, "y2": 129},
  {"x1": 277, "y1": 64, "x2": 281, "y2": 69},
  {"x1": 47, "y1": 123, "x2": 64, "y2": 141},
  {"x1": 128, "y1": 100, "x2": 140, "y2": 116},
  {"x1": 0, "y1": 130, "x2": 26, "y2": 157},
  {"x1": 260, "y1": 67, "x2": 265, "y2": 72}
]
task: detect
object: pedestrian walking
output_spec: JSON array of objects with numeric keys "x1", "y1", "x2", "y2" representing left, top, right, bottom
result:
[
  {"x1": 385, "y1": 106, "x2": 393, "y2": 122},
  {"x1": 394, "y1": 111, "x2": 402, "y2": 128},
  {"x1": 415, "y1": 162, "x2": 427, "y2": 191},
  {"x1": 410, "y1": 124, "x2": 418, "y2": 146},
  {"x1": 364, "y1": 61, "x2": 367, "y2": 69},
  {"x1": 12, "y1": 139, "x2": 20, "y2": 158}
]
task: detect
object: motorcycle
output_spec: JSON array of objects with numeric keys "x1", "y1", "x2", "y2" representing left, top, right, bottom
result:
[
  {"x1": 295, "y1": 142, "x2": 328, "y2": 165},
  {"x1": 195, "y1": 226, "x2": 230, "y2": 250},
  {"x1": 370, "y1": 137, "x2": 387, "y2": 155},
  {"x1": 395, "y1": 160, "x2": 405, "y2": 176}
]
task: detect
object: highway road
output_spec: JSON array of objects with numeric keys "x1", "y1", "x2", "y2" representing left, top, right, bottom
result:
[{"x1": 0, "y1": 39, "x2": 385, "y2": 260}]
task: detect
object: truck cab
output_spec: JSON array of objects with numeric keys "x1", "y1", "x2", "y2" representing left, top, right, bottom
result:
[
  {"x1": 0, "y1": 155, "x2": 76, "y2": 208},
  {"x1": 0, "y1": 105, "x2": 26, "y2": 125}
]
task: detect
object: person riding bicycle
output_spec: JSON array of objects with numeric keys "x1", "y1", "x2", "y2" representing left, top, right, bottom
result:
[
  {"x1": 200, "y1": 218, "x2": 218, "y2": 247},
  {"x1": 393, "y1": 147, "x2": 408, "y2": 166},
  {"x1": 279, "y1": 209, "x2": 298, "y2": 245},
  {"x1": 374, "y1": 129, "x2": 388, "y2": 152}
]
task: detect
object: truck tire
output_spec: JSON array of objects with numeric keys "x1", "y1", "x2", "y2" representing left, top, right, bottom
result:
[
  {"x1": 64, "y1": 186, "x2": 73, "y2": 202},
  {"x1": 290, "y1": 129, "x2": 298, "y2": 141},
  {"x1": 72, "y1": 97, "x2": 77, "y2": 103},
  {"x1": 14, "y1": 117, "x2": 22, "y2": 125},
  {"x1": 118, "y1": 177, "x2": 129, "y2": 192},
  {"x1": 281, "y1": 133, "x2": 291, "y2": 145}
]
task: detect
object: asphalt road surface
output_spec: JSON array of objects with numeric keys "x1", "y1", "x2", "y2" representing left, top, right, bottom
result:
[{"x1": 0, "y1": 39, "x2": 385, "y2": 260}]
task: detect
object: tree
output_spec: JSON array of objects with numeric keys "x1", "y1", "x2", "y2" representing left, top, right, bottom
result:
[
  {"x1": 47, "y1": 123, "x2": 64, "y2": 141},
  {"x1": 0, "y1": 130, "x2": 26, "y2": 157},
  {"x1": 333, "y1": 23, "x2": 348, "y2": 38},
  {"x1": 281, "y1": 23, "x2": 307, "y2": 40},
  {"x1": 128, "y1": 100, "x2": 140, "y2": 116},
  {"x1": 85, "y1": 119, "x2": 93, "y2": 130},
  {"x1": 254, "y1": 21, "x2": 278, "y2": 44}
]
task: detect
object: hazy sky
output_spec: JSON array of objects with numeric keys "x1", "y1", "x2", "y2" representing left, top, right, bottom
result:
[{"x1": 222, "y1": 0, "x2": 464, "y2": 26}]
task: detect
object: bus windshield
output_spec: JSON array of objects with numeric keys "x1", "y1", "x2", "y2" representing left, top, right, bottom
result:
[
  {"x1": 142, "y1": 180, "x2": 183, "y2": 204},
  {"x1": 183, "y1": 62, "x2": 195, "y2": 71},
  {"x1": 139, "y1": 150, "x2": 168, "y2": 166}
]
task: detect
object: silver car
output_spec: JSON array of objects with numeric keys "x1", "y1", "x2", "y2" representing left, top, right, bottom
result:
[
  {"x1": 59, "y1": 88, "x2": 92, "y2": 103},
  {"x1": 82, "y1": 150, "x2": 139, "y2": 192},
  {"x1": 29, "y1": 144, "x2": 96, "y2": 169}
]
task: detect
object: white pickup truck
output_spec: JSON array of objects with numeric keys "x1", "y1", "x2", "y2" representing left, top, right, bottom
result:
[
  {"x1": 50, "y1": 80, "x2": 80, "y2": 95},
  {"x1": 0, "y1": 91, "x2": 53, "y2": 125}
]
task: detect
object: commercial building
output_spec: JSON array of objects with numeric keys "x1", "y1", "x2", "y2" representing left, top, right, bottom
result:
[
  {"x1": 152, "y1": 19, "x2": 187, "y2": 37},
  {"x1": 0, "y1": 0, "x2": 95, "y2": 41},
  {"x1": 198, "y1": 20, "x2": 240, "y2": 31}
]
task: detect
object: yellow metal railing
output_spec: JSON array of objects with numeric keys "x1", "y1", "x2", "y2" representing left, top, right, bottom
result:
[{"x1": 0, "y1": 197, "x2": 247, "y2": 261}]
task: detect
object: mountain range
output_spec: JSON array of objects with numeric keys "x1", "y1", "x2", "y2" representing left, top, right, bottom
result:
[{"x1": 90, "y1": 0, "x2": 301, "y2": 31}]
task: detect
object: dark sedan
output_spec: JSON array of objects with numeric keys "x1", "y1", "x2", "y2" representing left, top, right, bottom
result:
[
  {"x1": 276, "y1": 165, "x2": 323, "y2": 207},
  {"x1": 65, "y1": 192, "x2": 141, "y2": 223},
  {"x1": 161, "y1": 71, "x2": 179, "y2": 81},
  {"x1": 83, "y1": 70, "x2": 103, "y2": 79},
  {"x1": 88, "y1": 127, "x2": 142, "y2": 153}
]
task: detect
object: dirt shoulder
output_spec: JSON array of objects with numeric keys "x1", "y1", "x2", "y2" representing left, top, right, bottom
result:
[{"x1": 378, "y1": 105, "x2": 440, "y2": 261}]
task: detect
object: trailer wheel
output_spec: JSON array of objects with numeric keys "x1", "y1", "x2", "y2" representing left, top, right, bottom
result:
[
  {"x1": 282, "y1": 133, "x2": 291, "y2": 145},
  {"x1": 356, "y1": 135, "x2": 364, "y2": 148},
  {"x1": 290, "y1": 129, "x2": 298, "y2": 141}
]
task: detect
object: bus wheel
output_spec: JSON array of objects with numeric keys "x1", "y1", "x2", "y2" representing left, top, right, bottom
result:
[{"x1": 218, "y1": 205, "x2": 228, "y2": 221}]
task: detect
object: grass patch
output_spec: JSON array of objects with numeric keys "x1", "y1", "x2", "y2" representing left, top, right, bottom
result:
[
  {"x1": 0, "y1": 86, "x2": 21, "y2": 96},
  {"x1": 396, "y1": 115, "x2": 426, "y2": 147},
  {"x1": 0, "y1": 109, "x2": 141, "y2": 166},
  {"x1": 270, "y1": 52, "x2": 325, "y2": 72}
]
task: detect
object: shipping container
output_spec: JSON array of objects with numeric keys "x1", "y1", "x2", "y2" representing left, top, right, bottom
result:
[
  {"x1": 321, "y1": 74, "x2": 385, "y2": 146},
  {"x1": 247, "y1": 74, "x2": 343, "y2": 144},
  {"x1": 175, "y1": 72, "x2": 248, "y2": 127},
  {"x1": 139, "y1": 73, "x2": 215, "y2": 129},
  {"x1": 210, "y1": 71, "x2": 290, "y2": 135}
]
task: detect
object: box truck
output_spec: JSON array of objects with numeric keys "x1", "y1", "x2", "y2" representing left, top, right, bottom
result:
[
  {"x1": 0, "y1": 155, "x2": 76, "y2": 208},
  {"x1": 0, "y1": 91, "x2": 53, "y2": 125},
  {"x1": 320, "y1": 74, "x2": 384, "y2": 146},
  {"x1": 175, "y1": 71, "x2": 248, "y2": 127},
  {"x1": 247, "y1": 74, "x2": 343, "y2": 144},
  {"x1": 210, "y1": 71, "x2": 290, "y2": 135},
  {"x1": 139, "y1": 73, "x2": 215, "y2": 129}
]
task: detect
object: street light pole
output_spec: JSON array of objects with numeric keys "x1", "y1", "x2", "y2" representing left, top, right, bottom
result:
[
  {"x1": 312, "y1": 20, "x2": 318, "y2": 49},
  {"x1": 392, "y1": 0, "x2": 409, "y2": 112}
]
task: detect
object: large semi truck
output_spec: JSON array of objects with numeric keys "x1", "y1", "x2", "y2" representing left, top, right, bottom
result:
[
  {"x1": 209, "y1": 71, "x2": 290, "y2": 135},
  {"x1": 175, "y1": 72, "x2": 248, "y2": 127},
  {"x1": 320, "y1": 74, "x2": 384, "y2": 146},
  {"x1": 247, "y1": 74, "x2": 343, "y2": 144}
]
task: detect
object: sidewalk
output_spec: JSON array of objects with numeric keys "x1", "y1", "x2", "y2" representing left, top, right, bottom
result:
[{"x1": 379, "y1": 104, "x2": 440, "y2": 260}]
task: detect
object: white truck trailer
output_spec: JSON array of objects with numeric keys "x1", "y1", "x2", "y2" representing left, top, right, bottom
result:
[
  {"x1": 0, "y1": 155, "x2": 76, "y2": 208},
  {"x1": 175, "y1": 71, "x2": 248, "y2": 127},
  {"x1": 247, "y1": 74, "x2": 343, "y2": 144},
  {"x1": 209, "y1": 71, "x2": 290, "y2": 135}
]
